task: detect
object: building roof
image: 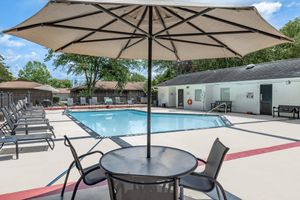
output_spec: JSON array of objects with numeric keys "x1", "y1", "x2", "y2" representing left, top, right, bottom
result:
[
  {"x1": 0, "y1": 81, "x2": 42, "y2": 89},
  {"x1": 53, "y1": 88, "x2": 70, "y2": 94},
  {"x1": 0, "y1": 81, "x2": 59, "y2": 92},
  {"x1": 71, "y1": 81, "x2": 144, "y2": 91},
  {"x1": 158, "y1": 58, "x2": 300, "y2": 87}
]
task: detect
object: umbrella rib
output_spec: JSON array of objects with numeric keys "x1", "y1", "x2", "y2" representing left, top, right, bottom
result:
[
  {"x1": 153, "y1": 39, "x2": 176, "y2": 53},
  {"x1": 158, "y1": 37, "x2": 223, "y2": 47},
  {"x1": 156, "y1": 30, "x2": 253, "y2": 38},
  {"x1": 154, "y1": 7, "x2": 180, "y2": 61},
  {"x1": 162, "y1": 6, "x2": 242, "y2": 57},
  {"x1": 116, "y1": 7, "x2": 148, "y2": 59},
  {"x1": 202, "y1": 14, "x2": 293, "y2": 42},
  {"x1": 176, "y1": 6, "x2": 291, "y2": 42},
  {"x1": 54, "y1": 5, "x2": 143, "y2": 51},
  {"x1": 93, "y1": 4, "x2": 149, "y2": 36},
  {"x1": 3, "y1": 5, "x2": 129, "y2": 33},
  {"x1": 124, "y1": 38, "x2": 146, "y2": 50},
  {"x1": 153, "y1": 8, "x2": 214, "y2": 36},
  {"x1": 44, "y1": 24, "x2": 145, "y2": 35},
  {"x1": 75, "y1": 36, "x2": 145, "y2": 43}
]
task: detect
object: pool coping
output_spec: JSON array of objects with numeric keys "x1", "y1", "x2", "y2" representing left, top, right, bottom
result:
[{"x1": 65, "y1": 108, "x2": 233, "y2": 139}]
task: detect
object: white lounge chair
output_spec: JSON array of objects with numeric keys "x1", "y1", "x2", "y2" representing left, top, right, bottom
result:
[
  {"x1": 104, "y1": 97, "x2": 113, "y2": 105},
  {"x1": 91, "y1": 97, "x2": 97, "y2": 105},
  {"x1": 67, "y1": 98, "x2": 74, "y2": 106},
  {"x1": 80, "y1": 97, "x2": 87, "y2": 105}
]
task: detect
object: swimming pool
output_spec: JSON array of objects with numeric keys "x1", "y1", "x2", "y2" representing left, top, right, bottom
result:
[{"x1": 68, "y1": 110, "x2": 227, "y2": 137}]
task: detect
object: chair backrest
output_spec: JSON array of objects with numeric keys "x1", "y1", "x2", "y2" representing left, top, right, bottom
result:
[
  {"x1": 67, "y1": 98, "x2": 73, "y2": 106},
  {"x1": 1, "y1": 107, "x2": 15, "y2": 130},
  {"x1": 80, "y1": 97, "x2": 86, "y2": 104},
  {"x1": 64, "y1": 135, "x2": 84, "y2": 175},
  {"x1": 92, "y1": 97, "x2": 97, "y2": 104},
  {"x1": 203, "y1": 138, "x2": 229, "y2": 179},
  {"x1": 107, "y1": 173, "x2": 178, "y2": 200},
  {"x1": 115, "y1": 97, "x2": 121, "y2": 103}
]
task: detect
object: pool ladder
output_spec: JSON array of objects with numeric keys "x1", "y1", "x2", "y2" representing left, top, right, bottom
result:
[{"x1": 207, "y1": 102, "x2": 228, "y2": 114}]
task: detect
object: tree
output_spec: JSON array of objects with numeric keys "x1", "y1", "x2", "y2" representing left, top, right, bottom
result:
[
  {"x1": 128, "y1": 72, "x2": 146, "y2": 82},
  {"x1": 49, "y1": 78, "x2": 72, "y2": 88},
  {"x1": 0, "y1": 55, "x2": 14, "y2": 83},
  {"x1": 45, "y1": 51, "x2": 141, "y2": 97},
  {"x1": 18, "y1": 61, "x2": 52, "y2": 84}
]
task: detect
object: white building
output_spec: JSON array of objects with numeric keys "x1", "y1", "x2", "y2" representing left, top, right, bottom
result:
[{"x1": 157, "y1": 58, "x2": 300, "y2": 115}]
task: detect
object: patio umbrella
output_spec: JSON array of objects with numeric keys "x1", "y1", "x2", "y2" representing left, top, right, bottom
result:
[{"x1": 4, "y1": 0, "x2": 291, "y2": 158}]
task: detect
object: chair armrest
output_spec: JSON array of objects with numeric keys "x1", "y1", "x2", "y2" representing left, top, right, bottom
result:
[
  {"x1": 14, "y1": 125, "x2": 53, "y2": 131},
  {"x1": 78, "y1": 150, "x2": 104, "y2": 159},
  {"x1": 196, "y1": 157, "x2": 206, "y2": 164}
]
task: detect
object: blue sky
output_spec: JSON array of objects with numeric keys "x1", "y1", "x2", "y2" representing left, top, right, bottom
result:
[{"x1": 0, "y1": 0, "x2": 299, "y2": 80}]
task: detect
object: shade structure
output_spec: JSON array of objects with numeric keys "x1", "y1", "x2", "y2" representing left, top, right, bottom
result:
[
  {"x1": 34, "y1": 84, "x2": 59, "y2": 93},
  {"x1": 4, "y1": 0, "x2": 291, "y2": 158}
]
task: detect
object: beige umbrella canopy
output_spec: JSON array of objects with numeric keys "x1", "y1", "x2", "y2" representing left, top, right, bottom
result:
[
  {"x1": 4, "y1": 0, "x2": 291, "y2": 60},
  {"x1": 4, "y1": 0, "x2": 291, "y2": 157}
]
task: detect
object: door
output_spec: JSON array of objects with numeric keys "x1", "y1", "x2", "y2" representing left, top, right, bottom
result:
[
  {"x1": 260, "y1": 84, "x2": 272, "y2": 115},
  {"x1": 178, "y1": 89, "x2": 184, "y2": 108}
]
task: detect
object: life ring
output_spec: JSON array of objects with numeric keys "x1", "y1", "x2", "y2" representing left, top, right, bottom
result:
[{"x1": 187, "y1": 99, "x2": 193, "y2": 105}]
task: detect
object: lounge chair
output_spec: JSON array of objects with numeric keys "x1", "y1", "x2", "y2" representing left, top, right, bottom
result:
[
  {"x1": 115, "y1": 97, "x2": 125, "y2": 104},
  {"x1": 8, "y1": 105, "x2": 47, "y2": 122},
  {"x1": 3, "y1": 107, "x2": 49, "y2": 127},
  {"x1": 67, "y1": 98, "x2": 74, "y2": 106},
  {"x1": 107, "y1": 174, "x2": 180, "y2": 200},
  {"x1": 80, "y1": 97, "x2": 87, "y2": 105},
  {"x1": 180, "y1": 138, "x2": 229, "y2": 200},
  {"x1": 91, "y1": 97, "x2": 97, "y2": 105},
  {"x1": 0, "y1": 122, "x2": 54, "y2": 159},
  {"x1": 1, "y1": 107, "x2": 56, "y2": 138},
  {"x1": 104, "y1": 97, "x2": 113, "y2": 105},
  {"x1": 61, "y1": 135, "x2": 106, "y2": 200}
]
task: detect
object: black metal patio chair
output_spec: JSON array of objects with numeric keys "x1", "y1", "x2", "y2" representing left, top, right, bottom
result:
[
  {"x1": 180, "y1": 138, "x2": 229, "y2": 200},
  {"x1": 61, "y1": 135, "x2": 106, "y2": 200},
  {"x1": 107, "y1": 173, "x2": 180, "y2": 200}
]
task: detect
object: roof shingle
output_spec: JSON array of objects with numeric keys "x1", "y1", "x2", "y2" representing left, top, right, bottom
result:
[{"x1": 158, "y1": 58, "x2": 300, "y2": 87}]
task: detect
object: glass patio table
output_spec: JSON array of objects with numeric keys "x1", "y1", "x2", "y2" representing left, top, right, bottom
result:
[{"x1": 100, "y1": 145, "x2": 198, "y2": 178}]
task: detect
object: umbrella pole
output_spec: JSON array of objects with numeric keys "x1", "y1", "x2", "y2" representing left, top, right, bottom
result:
[{"x1": 147, "y1": 6, "x2": 153, "y2": 158}]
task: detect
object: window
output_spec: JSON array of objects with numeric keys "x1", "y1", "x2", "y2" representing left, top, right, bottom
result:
[
  {"x1": 195, "y1": 89, "x2": 202, "y2": 101},
  {"x1": 220, "y1": 88, "x2": 230, "y2": 101}
]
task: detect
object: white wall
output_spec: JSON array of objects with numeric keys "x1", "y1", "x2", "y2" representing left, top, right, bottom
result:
[
  {"x1": 210, "y1": 83, "x2": 260, "y2": 114},
  {"x1": 168, "y1": 87, "x2": 176, "y2": 107},
  {"x1": 158, "y1": 78, "x2": 300, "y2": 114},
  {"x1": 273, "y1": 80, "x2": 300, "y2": 107},
  {"x1": 158, "y1": 87, "x2": 169, "y2": 107}
]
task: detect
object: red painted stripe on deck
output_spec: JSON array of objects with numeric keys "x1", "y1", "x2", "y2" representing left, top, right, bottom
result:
[
  {"x1": 224, "y1": 141, "x2": 300, "y2": 161},
  {"x1": 197, "y1": 141, "x2": 300, "y2": 166},
  {"x1": 2, "y1": 141, "x2": 300, "y2": 199}
]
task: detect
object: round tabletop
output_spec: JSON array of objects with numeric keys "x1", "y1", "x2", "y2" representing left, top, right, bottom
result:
[{"x1": 100, "y1": 145, "x2": 198, "y2": 178}]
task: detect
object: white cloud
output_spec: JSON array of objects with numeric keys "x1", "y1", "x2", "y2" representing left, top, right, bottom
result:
[
  {"x1": 0, "y1": 35, "x2": 25, "y2": 47},
  {"x1": 286, "y1": 1, "x2": 300, "y2": 8},
  {"x1": 252, "y1": 1, "x2": 282, "y2": 20}
]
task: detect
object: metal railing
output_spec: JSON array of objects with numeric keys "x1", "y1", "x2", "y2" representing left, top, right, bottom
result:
[{"x1": 207, "y1": 102, "x2": 228, "y2": 114}]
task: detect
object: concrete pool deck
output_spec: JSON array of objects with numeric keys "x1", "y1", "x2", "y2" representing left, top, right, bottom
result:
[{"x1": 0, "y1": 107, "x2": 300, "y2": 199}]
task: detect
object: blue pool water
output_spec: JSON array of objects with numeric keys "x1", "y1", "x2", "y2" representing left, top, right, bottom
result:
[{"x1": 69, "y1": 110, "x2": 226, "y2": 137}]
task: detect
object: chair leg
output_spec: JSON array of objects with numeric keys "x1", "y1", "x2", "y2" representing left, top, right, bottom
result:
[
  {"x1": 15, "y1": 141, "x2": 19, "y2": 159},
  {"x1": 71, "y1": 176, "x2": 83, "y2": 200},
  {"x1": 180, "y1": 186, "x2": 184, "y2": 200},
  {"x1": 61, "y1": 162, "x2": 74, "y2": 197},
  {"x1": 215, "y1": 181, "x2": 227, "y2": 200}
]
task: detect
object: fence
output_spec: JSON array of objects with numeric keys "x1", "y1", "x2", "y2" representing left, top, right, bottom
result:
[{"x1": 0, "y1": 92, "x2": 13, "y2": 108}]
